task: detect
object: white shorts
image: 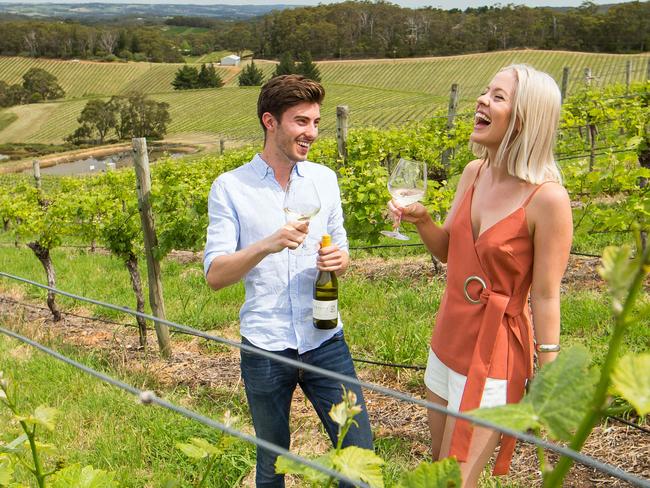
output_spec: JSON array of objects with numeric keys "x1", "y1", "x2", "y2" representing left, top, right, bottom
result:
[{"x1": 424, "y1": 348, "x2": 507, "y2": 412}]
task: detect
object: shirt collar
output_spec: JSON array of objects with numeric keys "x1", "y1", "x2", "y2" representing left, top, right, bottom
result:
[{"x1": 251, "y1": 154, "x2": 305, "y2": 180}]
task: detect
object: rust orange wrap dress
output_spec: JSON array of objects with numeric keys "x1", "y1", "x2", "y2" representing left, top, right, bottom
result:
[{"x1": 431, "y1": 163, "x2": 549, "y2": 474}]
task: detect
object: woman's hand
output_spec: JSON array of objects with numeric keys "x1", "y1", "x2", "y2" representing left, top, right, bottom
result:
[{"x1": 387, "y1": 200, "x2": 428, "y2": 225}]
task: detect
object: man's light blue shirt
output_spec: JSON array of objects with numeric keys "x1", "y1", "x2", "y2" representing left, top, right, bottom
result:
[{"x1": 204, "y1": 154, "x2": 348, "y2": 354}]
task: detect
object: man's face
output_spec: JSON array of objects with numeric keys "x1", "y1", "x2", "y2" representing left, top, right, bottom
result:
[{"x1": 264, "y1": 102, "x2": 321, "y2": 164}]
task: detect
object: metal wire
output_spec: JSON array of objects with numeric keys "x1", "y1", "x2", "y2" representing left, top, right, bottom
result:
[
  {"x1": 1, "y1": 271, "x2": 649, "y2": 487},
  {"x1": 0, "y1": 325, "x2": 370, "y2": 488}
]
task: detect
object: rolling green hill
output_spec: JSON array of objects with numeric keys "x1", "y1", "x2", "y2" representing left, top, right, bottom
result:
[{"x1": 0, "y1": 50, "x2": 647, "y2": 144}]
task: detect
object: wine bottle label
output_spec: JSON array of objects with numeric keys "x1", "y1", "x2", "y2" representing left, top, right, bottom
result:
[{"x1": 312, "y1": 299, "x2": 338, "y2": 320}]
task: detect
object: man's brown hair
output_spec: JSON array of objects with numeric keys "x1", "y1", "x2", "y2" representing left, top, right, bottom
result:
[{"x1": 257, "y1": 75, "x2": 325, "y2": 133}]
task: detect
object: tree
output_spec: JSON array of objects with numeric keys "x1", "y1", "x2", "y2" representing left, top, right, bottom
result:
[
  {"x1": 273, "y1": 52, "x2": 296, "y2": 77},
  {"x1": 197, "y1": 63, "x2": 224, "y2": 88},
  {"x1": 238, "y1": 59, "x2": 265, "y2": 86},
  {"x1": 76, "y1": 99, "x2": 117, "y2": 144},
  {"x1": 172, "y1": 65, "x2": 199, "y2": 90},
  {"x1": 121, "y1": 92, "x2": 171, "y2": 139},
  {"x1": 296, "y1": 51, "x2": 321, "y2": 82},
  {"x1": 67, "y1": 92, "x2": 170, "y2": 144},
  {"x1": 21, "y1": 68, "x2": 64, "y2": 101}
]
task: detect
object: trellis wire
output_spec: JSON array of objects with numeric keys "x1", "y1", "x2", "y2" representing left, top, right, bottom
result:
[{"x1": 0, "y1": 271, "x2": 648, "y2": 487}]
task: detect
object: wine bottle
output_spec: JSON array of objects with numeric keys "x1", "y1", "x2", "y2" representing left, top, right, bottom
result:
[{"x1": 313, "y1": 234, "x2": 338, "y2": 330}]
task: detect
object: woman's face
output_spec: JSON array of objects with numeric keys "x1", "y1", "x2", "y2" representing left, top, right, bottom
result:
[{"x1": 470, "y1": 69, "x2": 517, "y2": 150}]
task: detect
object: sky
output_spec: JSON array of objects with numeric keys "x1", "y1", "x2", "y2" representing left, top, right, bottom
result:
[{"x1": 0, "y1": 0, "x2": 633, "y2": 7}]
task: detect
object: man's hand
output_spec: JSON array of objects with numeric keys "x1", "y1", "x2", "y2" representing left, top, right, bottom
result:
[
  {"x1": 264, "y1": 221, "x2": 309, "y2": 253},
  {"x1": 317, "y1": 243, "x2": 347, "y2": 272}
]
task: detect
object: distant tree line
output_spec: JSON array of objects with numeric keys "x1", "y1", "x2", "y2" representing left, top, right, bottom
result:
[
  {"x1": 0, "y1": 22, "x2": 184, "y2": 62},
  {"x1": 66, "y1": 92, "x2": 170, "y2": 145},
  {"x1": 0, "y1": 68, "x2": 64, "y2": 107},
  {"x1": 0, "y1": 1, "x2": 647, "y2": 62}
]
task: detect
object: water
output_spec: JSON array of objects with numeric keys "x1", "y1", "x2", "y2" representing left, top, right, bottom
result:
[{"x1": 23, "y1": 149, "x2": 185, "y2": 176}]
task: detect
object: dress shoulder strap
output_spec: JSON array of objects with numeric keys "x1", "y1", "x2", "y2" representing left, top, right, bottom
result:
[
  {"x1": 522, "y1": 181, "x2": 553, "y2": 208},
  {"x1": 472, "y1": 160, "x2": 487, "y2": 187}
]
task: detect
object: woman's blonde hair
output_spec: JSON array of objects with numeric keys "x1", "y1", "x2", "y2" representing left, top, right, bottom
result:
[{"x1": 471, "y1": 64, "x2": 562, "y2": 184}]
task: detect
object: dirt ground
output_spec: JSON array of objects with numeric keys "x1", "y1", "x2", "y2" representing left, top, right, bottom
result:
[{"x1": 0, "y1": 254, "x2": 648, "y2": 487}]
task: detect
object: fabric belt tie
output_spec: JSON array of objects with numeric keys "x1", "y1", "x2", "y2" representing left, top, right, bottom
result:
[{"x1": 449, "y1": 282, "x2": 532, "y2": 475}]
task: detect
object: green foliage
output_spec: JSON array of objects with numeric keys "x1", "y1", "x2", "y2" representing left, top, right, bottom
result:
[
  {"x1": 197, "y1": 63, "x2": 224, "y2": 88},
  {"x1": 238, "y1": 59, "x2": 265, "y2": 87},
  {"x1": 173, "y1": 64, "x2": 223, "y2": 90},
  {"x1": 396, "y1": 458, "x2": 462, "y2": 488},
  {"x1": 49, "y1": 465, "x2": 117, "y2": 488},
  {"x1": 74, "y1": 99, "x2": 117, "y2": 144},
  {"x1": 66, "y1": 92, "x2": 172, "y2": 144},
  {"x1": 172, "y1": 66, "x2": 200, "y2": 90},
  {"x1": 273, "y1": 52, "x2": 296, "y2": 78},
  {"x1": 610, "y1": 353, "x2": 650, "y2": 416},
  {"x1": 296, "y1": 52, "x2": 321, "y2": 82},
  {"x1": 0, "y1": 371, "x2": 117, "y2": 487},
  {"x1": 276, "y1": 388, "x2": 463, "y2": 488},
  {"x1": 174, "y1": 413, "x2": 242, "y2": 487},
  {"x1": 0, "y1": 67, "x2": 64, "y2": 108},
  {"x1": 471, "y1": 347, "x2": 598, "y2": 440}
]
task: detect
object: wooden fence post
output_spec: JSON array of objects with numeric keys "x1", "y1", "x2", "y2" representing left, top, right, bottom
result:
[
  {"x1": 646, "y1": 58, "x2": 650, "y2": 81},
  {"x1": 220, "y1": 138, "x2": 225, "y2": 155},
  {"x1": 561, "y1": 67, "x2": 570, "y2": 103},
  {"x1": 625, "y1": 60, "x2": 632, "y2": 96},
  {"x1": 132, "y1": 137, "x2": 172, "y2": 358},
  {"x1": 441, "y1": 83, "x2": 459, "y2": 169},
  {"x1": 336, "y1": 105, "x2": 349, "y2": 162},
  {"x1": 32, "y1": 160, "x2": 41, "y2": 190}
]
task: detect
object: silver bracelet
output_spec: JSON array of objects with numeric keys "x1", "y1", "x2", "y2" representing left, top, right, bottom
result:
[{"x1": 535, "y1": 343, "x2": 561, "y2": 353}]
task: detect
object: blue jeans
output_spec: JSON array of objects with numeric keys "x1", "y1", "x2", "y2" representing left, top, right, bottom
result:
[{"x1": 240, "y1": 331, "x2": 374, "y2": 488}]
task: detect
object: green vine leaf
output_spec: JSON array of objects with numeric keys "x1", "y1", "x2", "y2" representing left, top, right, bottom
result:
[
  {"x1": 275, "y1": 453, "x2": 333, "y2": 485},
  {"x1": 598, "y1": 245, "x2": 637, "y2": 314},
  {"x1": 610, "y1": 353, "x2": 650, "y2": 415},
  {"x1": 524, "y1": 346, "x2": 597, "y2": 441},
  {"x1": 396, "y1": 458, "x2": 461, "y2": 488},
  {"x1": 49, "y1": 464, "x2": 118, "y2": 487},
  {"x1": 0, "y1": 454, "x2": 15, "y2": 485},
  {"x1": 331, "y1": 446, "x2": 385, "y2": 488},
  {"x1": 17, "y1": 405, "x2": 59, "y2": 431},
  {"x1": 468, "y1": 402, "x2": 540, "y2": 432}
]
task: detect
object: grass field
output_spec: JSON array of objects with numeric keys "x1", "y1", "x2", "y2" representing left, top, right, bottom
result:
[{"x1": 0, "y1": 50, "x2": 648, "y2": 144}]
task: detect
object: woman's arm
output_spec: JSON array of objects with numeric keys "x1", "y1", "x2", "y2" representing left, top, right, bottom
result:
[{"x1": 528, "y1": 183, "x2": 573, "y2": 366}]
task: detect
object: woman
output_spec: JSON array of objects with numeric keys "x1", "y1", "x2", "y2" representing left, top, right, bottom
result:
[{"x1": 389, "y1": 64, "x2": 572, "y2": 486}]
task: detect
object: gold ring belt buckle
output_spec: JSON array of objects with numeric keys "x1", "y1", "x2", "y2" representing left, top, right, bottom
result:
[{"x1": 463, "y1": 275, "x2": 486, "y2": 304}]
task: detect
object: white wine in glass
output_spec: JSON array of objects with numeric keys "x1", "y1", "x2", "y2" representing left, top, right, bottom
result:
[
  {"x1": 283, "y1": 176, "x2": 321, "y2": 254},
  {"x1": 381, "y1": 158, "x2": 427, "y2": 241}
]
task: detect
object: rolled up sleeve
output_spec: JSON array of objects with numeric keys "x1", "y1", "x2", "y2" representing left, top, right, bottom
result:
[{"x1": 204, "y1": 177, "x2": 239, "y2": 276}]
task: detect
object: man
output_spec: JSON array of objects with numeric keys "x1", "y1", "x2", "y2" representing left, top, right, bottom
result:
[{"x1": 204, "y1": 74, "x2": 373, "y2": 487}]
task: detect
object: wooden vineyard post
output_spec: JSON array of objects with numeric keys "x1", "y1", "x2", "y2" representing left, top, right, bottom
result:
[
  {"x1": 625, "y1": 60, "x2": 632, "y2": 96},
  {"x1": 441, "y1": 83, "x2": 459, "y2": 170},
  {"x1": 646, "y1": 58, "x2": 650, "y2": 82},
  {"x1": 336, "y1": 105, "x2": 349, "y2": 163},
  {"x1": 32, "y1": 160, "x2": 41, "y2": 190},
  {"x1": 583, "y1": 67, "x2": 596, "y2": 170},
  {"x1": 220, "y1": 138, "x2": 225, "y2": 155},
  {"x1": 561, "y1": 67, "x2": 570, "y2": 103},
  {"x1": 132, "y1": 137, "x2": 172, "y2": 358}
]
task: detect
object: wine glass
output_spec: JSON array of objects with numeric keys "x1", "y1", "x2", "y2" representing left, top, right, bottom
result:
[
  {"x1": 283, "y1": 177, "x2": 321, "y2": 255},
  {"x1": 380, "y1": 158, "x2": 427, "y2": 241}
]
